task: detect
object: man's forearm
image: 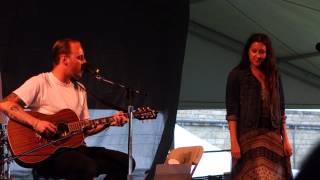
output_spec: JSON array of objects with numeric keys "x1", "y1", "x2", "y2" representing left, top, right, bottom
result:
[{"x1": 0, "y1": 100, "x2": 39, "y2": 129}]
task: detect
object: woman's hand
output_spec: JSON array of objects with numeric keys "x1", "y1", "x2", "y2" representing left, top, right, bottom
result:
[
  {"x1": 228, "y1": 121, "x2": 241, "y2": 159},
  {"x1": 283, "y1": 139, "x2": 293, "y2": 156},
  {"x1": 231, "y1": 141, "x2": 241, "y2": 159},
  {"x1": 282, "y1": 123, "x2": 293, "y2": 157}
]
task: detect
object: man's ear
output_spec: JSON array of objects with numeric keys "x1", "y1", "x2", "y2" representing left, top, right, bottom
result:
[{"x1": 60, "y1": 54, "x2": 68, "y2": 66}]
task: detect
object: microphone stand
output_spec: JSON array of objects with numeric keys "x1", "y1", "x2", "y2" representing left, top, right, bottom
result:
[{"x1": 87, "y1": 72, "x2": 147, "y2": 179}]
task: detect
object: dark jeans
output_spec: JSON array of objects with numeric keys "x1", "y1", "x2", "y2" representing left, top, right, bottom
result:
[{"x1": 34, "y1": 146, "x2": 135, "y2": 180}]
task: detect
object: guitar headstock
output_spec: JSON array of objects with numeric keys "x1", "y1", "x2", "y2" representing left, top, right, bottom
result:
[{"x1": 133, "y1": 106, "x2": 158, "y2": 120}]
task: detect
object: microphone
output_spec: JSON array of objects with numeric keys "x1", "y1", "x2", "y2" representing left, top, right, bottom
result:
[
  {"x1": 81, "y1": 63, "x2": 100, "y2": 75},
  {"x1": 316, "y1": 42, "x2": 320, "y2": 52}
]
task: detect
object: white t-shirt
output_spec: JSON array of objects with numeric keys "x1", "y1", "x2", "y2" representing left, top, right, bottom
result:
[{"x1": 14, "y1": 72, "x2": 89, "y2": 120}]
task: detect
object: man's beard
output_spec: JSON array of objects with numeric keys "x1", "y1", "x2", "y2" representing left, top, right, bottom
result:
[{"x1": 72, "y1": 72, "x2": 82, "y2": 81}]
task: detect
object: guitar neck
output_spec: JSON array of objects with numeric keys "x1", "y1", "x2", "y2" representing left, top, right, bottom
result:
[
  {"x1": 66, "y1": 108, "x2": 156, "y2": 132},
  {"x1": 67, "y1": 116, "x2": 114, "y2": 132}
]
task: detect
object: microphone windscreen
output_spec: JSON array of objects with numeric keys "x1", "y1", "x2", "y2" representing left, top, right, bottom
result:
[
  {"x1": 316, "y1": 42, "x2": 320, "y2": 52},
  {"x1": 81, "y1": 63, "x2": 100, "y2": 75}
]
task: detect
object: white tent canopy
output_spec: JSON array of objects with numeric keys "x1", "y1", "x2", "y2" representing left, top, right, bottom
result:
[{"x1": 179, "y1": 0, "x2": 320, "y2": 109}]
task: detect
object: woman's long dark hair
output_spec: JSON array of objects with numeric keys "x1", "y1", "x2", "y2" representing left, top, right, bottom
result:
[{"x1": 237, "y1": 33, "x2": 281, "y2": 122}]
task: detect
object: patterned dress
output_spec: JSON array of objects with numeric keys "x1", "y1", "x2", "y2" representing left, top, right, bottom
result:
[{"x1": 231, "y1": 89, "x2": 293, "y2": 180}]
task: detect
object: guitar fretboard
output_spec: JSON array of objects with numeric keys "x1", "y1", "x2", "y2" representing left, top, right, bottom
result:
[{"x1": 67, "y1": 117, "x2": 113, "y2": 132}]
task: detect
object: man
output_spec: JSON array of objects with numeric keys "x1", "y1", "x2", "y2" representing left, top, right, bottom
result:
[{"x1": 0, "y1": 38, "x2": 134, "y2": 179}]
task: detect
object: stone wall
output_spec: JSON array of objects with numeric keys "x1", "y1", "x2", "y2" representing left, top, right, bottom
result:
[{"x1": 176, "y1": 109, "x2": 320, "y2": 169}]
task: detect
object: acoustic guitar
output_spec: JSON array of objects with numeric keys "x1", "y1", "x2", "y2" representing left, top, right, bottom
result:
[{"x1": 7, "y1": 107, "x2": 157, "y2": 167}]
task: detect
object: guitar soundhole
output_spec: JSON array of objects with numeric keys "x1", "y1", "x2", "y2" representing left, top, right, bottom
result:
[{"x1": 54, "y1": 123, "x2": 69, "y2": 138}]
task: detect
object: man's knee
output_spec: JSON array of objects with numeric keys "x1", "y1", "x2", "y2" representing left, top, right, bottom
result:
[{"x1": 70, "y1": 159, "x2": 98, "y2": 179}]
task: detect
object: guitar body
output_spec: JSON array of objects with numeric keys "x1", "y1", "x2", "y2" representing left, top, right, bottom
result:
[
  {"x1": 6, "y1": 106, "x2": 157, "y2": 167},
  {"x1": 7, "y1": 109, "x2": 85, "y2": 167}
]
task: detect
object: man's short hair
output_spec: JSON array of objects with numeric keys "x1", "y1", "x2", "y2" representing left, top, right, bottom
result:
[{"x1": 51, "y1": 38, "x2": 80, "y2": 66}]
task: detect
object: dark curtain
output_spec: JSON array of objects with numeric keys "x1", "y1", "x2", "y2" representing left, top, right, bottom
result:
[{"x1": 0, "y1": 0, "x2": 189, "y2": 178}]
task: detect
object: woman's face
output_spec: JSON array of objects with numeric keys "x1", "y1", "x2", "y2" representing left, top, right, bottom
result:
[{"x1": 248, "y1": 41, "x2": 267, "y2": 68}]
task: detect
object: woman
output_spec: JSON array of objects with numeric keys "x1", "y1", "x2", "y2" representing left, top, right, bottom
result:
[{"x1": 225, "y1": 33, "x2": 293, "y2": 179}]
